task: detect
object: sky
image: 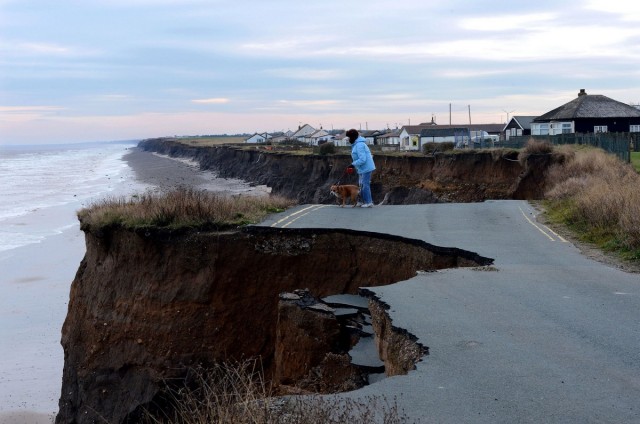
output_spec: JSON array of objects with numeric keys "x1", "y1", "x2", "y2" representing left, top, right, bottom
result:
[{"x1": 1, "y1": 0, "x2": 640, "y2": 144}]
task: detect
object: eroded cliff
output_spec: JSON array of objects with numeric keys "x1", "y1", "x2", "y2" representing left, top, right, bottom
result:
[
  {"x1": 137, "y1": 139, "x2": 555, "y2": 204},
  {"x1": 56, "y1": 225, "x2": 490, "y2": 423}
]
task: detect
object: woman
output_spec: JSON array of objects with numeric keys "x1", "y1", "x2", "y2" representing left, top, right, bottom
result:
[{"x1": 346, "y1": 128, "x2": 376, "y2": 208}]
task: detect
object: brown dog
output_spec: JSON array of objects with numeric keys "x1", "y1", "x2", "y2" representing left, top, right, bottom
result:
[{"x1": 330, "y1": 184, "x2": 360, "y2": 207}]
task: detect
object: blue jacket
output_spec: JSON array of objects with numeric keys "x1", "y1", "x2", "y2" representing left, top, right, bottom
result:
[{"x1": 351, "y1": 136, "x2": 376, "y2": 174}]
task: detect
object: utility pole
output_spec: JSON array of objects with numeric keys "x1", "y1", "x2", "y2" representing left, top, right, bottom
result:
[
  {"x1": 468, "y1": 105, "x2": 471, "y2": 125},
  {"x1": 449, "y1": 103, "x2": 452, "y2": 125}
]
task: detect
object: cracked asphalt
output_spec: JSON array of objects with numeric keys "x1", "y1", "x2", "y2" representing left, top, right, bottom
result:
[{"x1": 259, "y1": 200, "x2": 640, "y2": 424}]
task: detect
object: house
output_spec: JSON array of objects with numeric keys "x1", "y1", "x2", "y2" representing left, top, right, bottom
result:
[
  {"x1": 244, "y1": 132, "x2": 270, "y2": 143},
  {"x1": 504, "y1": 116, "x2": 536, "y2": 140},
  {"x1": 420, "y1": 127, "x2": 470, "y2": 147},
  {"x1": 304, "y1": 129, "x2": 331, "y2": 146},
  {"x1": 399, "y1": 125, "x2": 432, "y2": 150},
  {"x1": 358, "y1": 130, "x2": 382, "y2": 145},
  {"x1": 532, "y1": 89, "x2": 640, "y2": 135},
  {"x1": 290, "y1": 124, "x2": 317, "y2": 142},
  {"x1": 400, "y1": 123, "x2": 503, "y2": 150},
  {"x1": 376, "y1": 129, "x2": 402, "y2": 146}
]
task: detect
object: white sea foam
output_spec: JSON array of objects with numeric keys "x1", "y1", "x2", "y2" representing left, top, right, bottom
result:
[{"x1": 0, "y1": 141, "x2": 144, "y2": 252}]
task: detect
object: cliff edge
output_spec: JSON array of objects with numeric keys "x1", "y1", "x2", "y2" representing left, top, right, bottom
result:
[
  {"x1": 56, "y1": 225, "x2": 490, "y2": 423},
  {"x1": 137, "y1": 139, "x2": 554, "y2": 204}
]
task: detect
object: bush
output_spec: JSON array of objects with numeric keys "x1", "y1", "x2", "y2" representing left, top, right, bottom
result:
[{"x1": 318, "y1": 141, "x2": 336, "y2": 155}]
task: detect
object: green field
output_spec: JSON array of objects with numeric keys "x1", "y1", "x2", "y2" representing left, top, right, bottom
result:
[{"x1": 632, "y1": 151, "x2": 640, "y2": 172}]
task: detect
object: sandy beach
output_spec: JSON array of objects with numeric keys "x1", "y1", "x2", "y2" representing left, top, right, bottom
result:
[
  {"x1": 123, "y1": 147, "x2": 271, "y2": 196},
  {"x1": 0, "y1": 147, "x2": 263, "y2": 424}
]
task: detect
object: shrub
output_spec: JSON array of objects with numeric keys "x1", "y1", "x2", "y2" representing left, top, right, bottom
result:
[{"x1": 318, "y1": 141, "x2": 336, "y2": 155}]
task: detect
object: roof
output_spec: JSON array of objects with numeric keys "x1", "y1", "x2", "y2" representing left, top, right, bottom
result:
[
  {"x1": 534, "y1": 93, "x2": 640, "y2": 122},
  {"x1": 378, "y1": 129, "x2": 401, "y2": 138},
  {"x1": 404, "y1": 123, "x2": 503, "y2": 135},
  {"x1": 420, "y1": 127, "x2": 469, "y2": 137},
  {"x1": 511, "y1": 116, "x2": 537, "y2": 129}
]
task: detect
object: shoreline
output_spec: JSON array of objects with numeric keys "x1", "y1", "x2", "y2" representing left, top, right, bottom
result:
[
  {"x1": 123, "y1": 147, "x2": 271, "y2": 196},
  {"x1": 1, "y1": 147, "x2": 256, "y2": 424}
]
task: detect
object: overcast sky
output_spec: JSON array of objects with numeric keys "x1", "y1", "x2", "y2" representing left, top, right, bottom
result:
[{"x1": 2, "y1": 0, "x2": 640, "y2": 144}]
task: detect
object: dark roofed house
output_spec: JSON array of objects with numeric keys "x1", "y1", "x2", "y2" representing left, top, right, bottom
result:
[
  {"x1": 504, "y1": 116, "x2": 536, "y2": 140},
  {"x1": 532, "y1": 89, "x2": 640, "y2": 135}
]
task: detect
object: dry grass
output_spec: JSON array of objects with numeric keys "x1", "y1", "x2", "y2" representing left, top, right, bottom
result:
[
  {"x1": 518, "y1": 138, "x2": 554, "y2": 165},
  {"x1": 545, "y1": 146, "x2": 640, "y2": 256},
  {"x1": 144, "y1": 361, "x2": 410, "y2": 424},
  {"x1": 78, "y1": 189, "x2": 295, "y2": 232}
]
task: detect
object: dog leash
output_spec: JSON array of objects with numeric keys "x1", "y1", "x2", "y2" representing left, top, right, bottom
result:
[{"x1": 335, "y1": 165, "x2": 355, "y2": 186}]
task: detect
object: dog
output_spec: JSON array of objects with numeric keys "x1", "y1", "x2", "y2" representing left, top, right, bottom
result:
[{"x1": 330, "y1": 184, "x2": 360, "y2": 207}]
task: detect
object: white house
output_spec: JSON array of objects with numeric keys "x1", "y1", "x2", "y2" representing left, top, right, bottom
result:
[
  {"x1": 399, "y1": 125, "x2": 432, "y2": 151},
  {"x1": 244, "y1": 132, "x2": 269, "y2": 143},
  {"x1": 304, "y1": 129, "x2": 330, "y2": 146},
  {"x1": 290, "y1": 124, "x2": 316, "y2": 142}
]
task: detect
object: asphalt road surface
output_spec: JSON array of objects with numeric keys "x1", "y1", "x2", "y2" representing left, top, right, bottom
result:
[{"x1": 259, "y1": 200, "x2": 640, "y2": 424}]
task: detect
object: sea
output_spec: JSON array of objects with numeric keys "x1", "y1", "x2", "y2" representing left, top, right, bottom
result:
[
  {"x1": 0, "y1": 141, "x2": 146, "y2": 253},
  {"x1": 0, "y1": 140, "x2": 270, "y2": 421},
  {"x1": 0, "y1": 141, "x2": 151, "y2": 420}
]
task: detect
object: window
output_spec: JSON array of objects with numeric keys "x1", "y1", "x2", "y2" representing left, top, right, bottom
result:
[
  {"x1": 562, "y1": 123, "x2": 572, "y2": 134},
  {"x1": 539, "y1": 124, "x2": 549, "y2": 135},
  {"x1": 630, "y1": 125, "x2": 640, "y2": 132},
  {"x1": 594, "y1": 126, "x2": 608, "y2": 133}
]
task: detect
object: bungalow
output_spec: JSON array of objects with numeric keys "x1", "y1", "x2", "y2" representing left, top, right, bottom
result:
[
  {"x1": 358, "y1": 130, "x2": 382, "y2": 145},
  {"x1": 532, "y1": 89, "x2": 640, "y2": 135},
  {"x1": 244, "y1": 132, "x2": 270, "y2": 143},
  {"x1": 377, "y1": 128, "x2": 402, "y2": 146},
  {"x1": 303, "y1": 129, "x2": 331, "y2": 146},
  {"x1": 504, "y1": 116, "x2": 536, "y2": 140},
  {"x1": 420, "y1": 127, "x2": 470, "y2": 147},
  {"x1": 400, "y1": 123, "x2": 503, "y2": 150},
  {"x1": 290, "y1": 124, "x2": 317, "y2": 142},
  {"x1": 399, "y1": 125, "x2": 431, "y2": 151}
]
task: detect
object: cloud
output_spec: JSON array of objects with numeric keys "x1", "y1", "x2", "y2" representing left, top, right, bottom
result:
[
  {"x1": 263, "y1": 68, "x2": 345, "y2": 81},
  {"x1": 191, "y1": 98, "x2": 230, "y2": 104}
]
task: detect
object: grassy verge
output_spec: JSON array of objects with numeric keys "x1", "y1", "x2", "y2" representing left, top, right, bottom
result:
[
  {"x1": 632, "y1": 151, "x2": 640, "y2": 172},
  {"x1": 542, "y1": 144, "x2": 640, "y2": 261},
  {"x1": 78, "y1": 189, "x2": 295, "y2": 233}
]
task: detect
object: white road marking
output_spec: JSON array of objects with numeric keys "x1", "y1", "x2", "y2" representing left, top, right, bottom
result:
[
  {"x1": 519, "y1": 206, "x2": 568, "y2": 242},
  {"x1": 270, "y1": 204, "x2": 329, "y2": 228}
]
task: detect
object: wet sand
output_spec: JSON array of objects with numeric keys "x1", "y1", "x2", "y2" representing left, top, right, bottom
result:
[{"x1": 123, "y1": 147, "x2": 270, "y2": 195}]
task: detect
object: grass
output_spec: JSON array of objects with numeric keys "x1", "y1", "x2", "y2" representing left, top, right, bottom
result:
[
  {"x1": 77, "y1": 189, "x2": 295, "y2": 233},
  {"x1": 543, "y1": 144, "x2": 640, "y2": 261},
  {"x1": 632, "y1": 151, "x2": 640, "y2": 172},
  {"x1": 144, "y1": 361, "x2": 411, "y2": 424}
]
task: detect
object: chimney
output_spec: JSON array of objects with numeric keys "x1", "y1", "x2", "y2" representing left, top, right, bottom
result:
[{"x1": 578, "y1": 89, "x2": 587, "y2": 97}]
